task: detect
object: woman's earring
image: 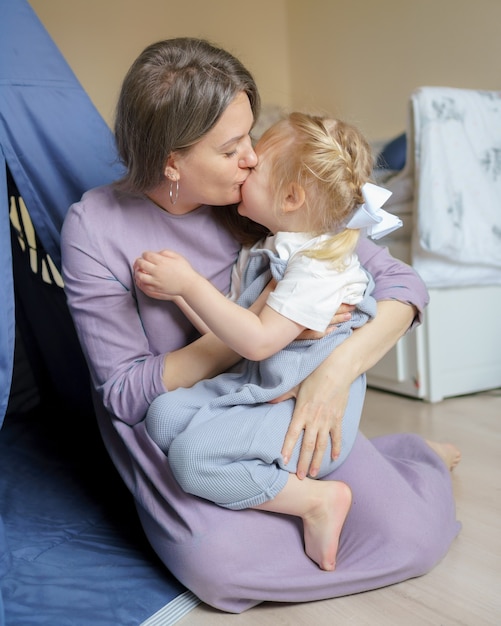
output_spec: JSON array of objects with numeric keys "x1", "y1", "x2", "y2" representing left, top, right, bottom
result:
[{"x1": 169, "y1": 179, "x2": 179, "y2": 205}]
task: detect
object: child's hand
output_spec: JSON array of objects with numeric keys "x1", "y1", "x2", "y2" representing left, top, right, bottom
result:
[
  {"x1": 133, "y1": 249, "x2": 196, "y2": 300},
  {"x1": 297, "y1": 303, "x2": 354, "y2": 339}
]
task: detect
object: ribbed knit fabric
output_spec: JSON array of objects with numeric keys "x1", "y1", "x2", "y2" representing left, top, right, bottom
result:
[{"x1": 146, "y1": 248, "x2": 376, "y2": 509}]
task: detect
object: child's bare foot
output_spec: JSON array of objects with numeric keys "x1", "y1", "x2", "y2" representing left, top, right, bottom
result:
[
  {"x1": 302, "y1": 480, "x2": 352, "y2": 571},
  {"x1": 426, "y1": 440, "x2": 461, "y2": 470}
]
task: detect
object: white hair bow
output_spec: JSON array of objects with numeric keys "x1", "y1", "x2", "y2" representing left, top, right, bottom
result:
[{"x1": 346, "y1": 182, "x2": 402, "y2": 240}]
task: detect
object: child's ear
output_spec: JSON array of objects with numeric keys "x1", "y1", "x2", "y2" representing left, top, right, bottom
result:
[{"x1": 283, "y1": 182, "x2": 306, "y2": 213}]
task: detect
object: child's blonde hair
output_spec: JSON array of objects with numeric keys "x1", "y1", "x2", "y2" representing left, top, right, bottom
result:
[{"x1": 257, "y1": 112, "x2": 374, "y2": 268}]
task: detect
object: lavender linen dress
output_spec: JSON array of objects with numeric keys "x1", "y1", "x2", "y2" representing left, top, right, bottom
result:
[{"x1": 61, "y1": 184, "x2": 460, "y2": 613}]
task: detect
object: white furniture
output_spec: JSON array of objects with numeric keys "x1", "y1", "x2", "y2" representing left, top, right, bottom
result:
[
  {"x1": 368, "y1": 285, "x2": 501, "y2": 402},
  {"x1": 367, "y1": 87, "x2": 501, "y2": 402}
]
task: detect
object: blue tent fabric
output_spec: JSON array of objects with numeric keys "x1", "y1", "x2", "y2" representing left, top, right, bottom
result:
[
  {"x1": 0, "y1": 0, "x2": 124, "y2": 270},
  {"x1": 0, "y1": 1, "x2": 189, "y2": 623},
  {"x1": 0, "y1": 162, "x2": 14, "y2": 433},
  {"x1": 0, "y1": 0, "x2": 124, "y2": 427},
  {"x1": 0, "y1": 403, "x2": 188, "y2": 626}
]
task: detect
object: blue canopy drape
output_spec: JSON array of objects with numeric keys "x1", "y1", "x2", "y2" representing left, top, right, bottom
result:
[
  {"x1": 0, "y1": 0, "x2": 124, "y2": 427},
  {"x1": 0, "y1": 5, "x2": 192, "y2": 625}
]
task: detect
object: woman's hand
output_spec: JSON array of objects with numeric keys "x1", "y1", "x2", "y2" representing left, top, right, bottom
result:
[
  {"x1": 296, "y1": 303, "x2": 354, "y2": 340},
  {"x1": 273, "y1": 303, "x2": 355, "y2": 479},
  {"x1": 277, "y1": 300, "x2": 416, "y2": 479},
  {"x1": 275, "y1": 361, "x2": 351, "y2": 479}
]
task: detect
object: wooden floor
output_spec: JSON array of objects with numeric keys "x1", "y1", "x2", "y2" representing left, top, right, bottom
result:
[{"x1": 179, "y1": 387, "x2": 501, "y2": 626}]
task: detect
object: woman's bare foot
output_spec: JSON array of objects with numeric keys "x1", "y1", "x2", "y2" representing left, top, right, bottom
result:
[
  {"x1": 302, "y1": 480, "x2": 352, "y2": 571},
  {"x1": 426, "y1": 440, "x2": 461, "y2": 470}
]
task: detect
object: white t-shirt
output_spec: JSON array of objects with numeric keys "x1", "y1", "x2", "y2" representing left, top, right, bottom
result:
[{"x1": 229, "y1": 231, "x2": 369, "y2": 332}]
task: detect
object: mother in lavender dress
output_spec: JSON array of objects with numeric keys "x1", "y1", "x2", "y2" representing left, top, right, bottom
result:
[{"x1": 61, "y1": 37, "x2": 460, "y2": 613}]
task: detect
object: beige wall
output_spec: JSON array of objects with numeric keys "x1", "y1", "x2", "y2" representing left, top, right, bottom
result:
[
  {"x1": 28, "y1": 0, "x2": 291, "y2": 126},
  {"x1": 30, "y1": 0, "x2": 501, "y2": 142},
  {"x1": 287, "y1": 0, "x2": 501, "y2": 140}
]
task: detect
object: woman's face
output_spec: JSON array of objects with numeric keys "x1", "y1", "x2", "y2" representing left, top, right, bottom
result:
[
  {"x1": 171, "y1": 91, "x2": 258, "y2": 212},
  {"x1": 237, "y1": 143, "x2": 277, "y2": 232}
]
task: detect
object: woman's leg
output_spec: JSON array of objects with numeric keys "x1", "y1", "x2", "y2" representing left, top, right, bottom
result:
[{"x1": 136, "y1": 431, "x2": 461, "y2": 614}]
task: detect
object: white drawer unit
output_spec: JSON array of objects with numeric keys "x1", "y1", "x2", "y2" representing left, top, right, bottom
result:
[{"x1": 368, "y1": 286, "x2": 501, "y2": 402}]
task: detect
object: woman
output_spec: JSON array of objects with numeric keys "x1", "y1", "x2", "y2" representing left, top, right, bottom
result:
[{"x1": 61, "y1": 38, "x2": 460, "y2": 612}]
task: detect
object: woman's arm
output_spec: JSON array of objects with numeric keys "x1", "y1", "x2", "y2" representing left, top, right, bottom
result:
[{"x1": 280, "y1": 238, "x2": 429, "y2": 479}]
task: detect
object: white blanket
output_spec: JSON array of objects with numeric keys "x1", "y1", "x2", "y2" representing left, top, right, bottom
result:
[{"x1": 409, "y1": 87, "x2": 501, "y2": 287}]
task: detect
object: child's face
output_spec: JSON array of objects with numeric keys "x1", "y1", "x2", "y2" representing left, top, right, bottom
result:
[{"x1": 238, "y1": 144, "x2": 278, "y2": 232}]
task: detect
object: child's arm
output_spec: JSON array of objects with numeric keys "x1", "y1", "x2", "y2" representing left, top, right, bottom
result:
[
  {"x1": 169, "y1": 277, "x2": 276, "y2": 338},
  {"x1": 162, "y1": 280, "x2": 278, "y2": 389},
  {"x1": 170, "y1": 295, "x2": 211, "y2": 336},
  {"x1": 134, "y1": 249, "x2": 305, "y2": 361}
]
